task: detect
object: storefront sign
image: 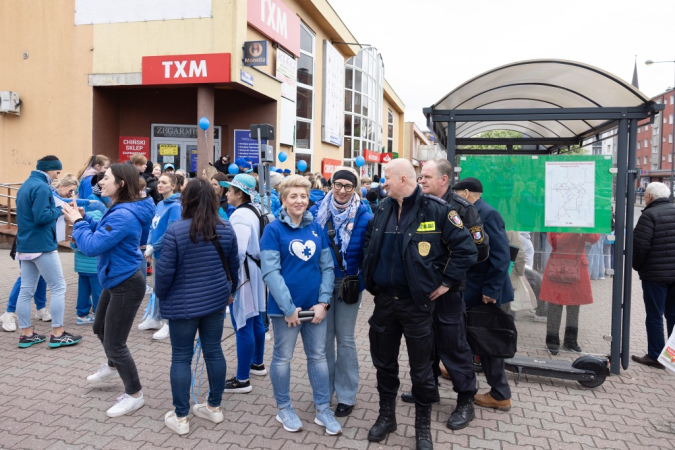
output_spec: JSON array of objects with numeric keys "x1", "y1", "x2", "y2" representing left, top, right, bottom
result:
[
  {"x1": 363, "y1": 149, "x2": 380, "y2": 163},
  {"x1": 234, "y1": 129, "x2": 262, "y2": 165},
  {"x1": 241, "y1": 70, "x2": 254, "y2": 86},
  {"x1": 247, "y1": 0, "x2": 301, "y2": 57},
  {"x1": 380, "y1": 152, "x2": 393, "y2": 164},
  {"x1": 243, "y1": 41, "x2": 268, "y2": 66},
  {"x1": 321, "y1": 158, "x2": 342, "y2": 180},
  {"x1": 277, "y1": 49, "x2": 297, "y2": 101},
  {"x1": 159, "y1": 144, "x2": 179, "y2": 156},
  {"x1": 142, "y1": 53, "x2": 231, "y2": 85},
  {"x1": 118, "y1": 136, "x2": 149, "y2": 162},
  {"x1": 153, "y1": 125, "x2": 220, "y2": 140}
]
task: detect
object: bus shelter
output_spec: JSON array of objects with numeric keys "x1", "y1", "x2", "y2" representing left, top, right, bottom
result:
[{"x1": 424, "y1": 60, "x2": 664, "y2": 375}]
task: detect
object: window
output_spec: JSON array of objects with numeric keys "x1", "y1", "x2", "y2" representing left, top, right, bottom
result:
[
  {"x1": 671, "y1": 95, "x2": 674, "y2": 105},
  {"x1": 296, "y1": 24, "x2": 315, "y2": 167},
  {"x1": 644, "y1": 156, "x2": 648, "y2": 165},
  {"x1": 671, "y1": 134, "x2": 673, "y2": 144},
  {"x1": 638, "y1": 141, "x2": 641, "y2": 149},
  {"x1": 670, "y1": 153, "x2": 673, "y2": 163},
  {"x1": 387, "y1": 110, "x2": 394, "y2": 153},
  {"x1": 645, "y1": 139, "x2": 649, "y2": 147}
]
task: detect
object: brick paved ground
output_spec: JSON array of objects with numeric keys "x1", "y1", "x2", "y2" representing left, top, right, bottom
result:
[{"x1": 1, "y1": 239, "x2": 675, "y2": 449}]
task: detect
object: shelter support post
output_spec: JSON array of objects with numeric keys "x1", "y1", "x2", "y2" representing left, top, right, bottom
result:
[
  {"x1": 197, "y1": 85, "x2": 215, "y2": 177},
  {"x1": 610, "y1": 118, "x2": 628, "y2": 375},
  {"x1": 447, "y1": 121, "x2": 456, "y2": 187},
  {"x1": 622, "y1": 119, "x2": 638, "y2": 370}
]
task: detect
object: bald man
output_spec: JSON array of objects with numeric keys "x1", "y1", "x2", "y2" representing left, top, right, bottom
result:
[{"x1": 362, "y1": 159, "x2": 478, "y2": 450}]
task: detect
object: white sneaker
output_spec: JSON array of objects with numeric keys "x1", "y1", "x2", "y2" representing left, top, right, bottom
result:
[
  {"x1": 164, "y1": 410, "x2": 189, "y2": 435},
  {"x1": 87, "y1": 364, "x2": 120, "y2": 383},
  {"x1": 145, "y1": 285, "x2": 153, "y2": 295},
  {"x1": 35, "y1": 308, "x2": 51, "y2": 322},
  {"x1": 138, "y1": 317, "x2": 163, "y2": 331},
  {"x1": 106, "y1": 392, "x2": 145, "y2": 417},
  {"x1": 1, "y1": 312, "x2": 17, "y2": 332},
  {"x1": 153, "y1": 323, "x2": 170, "y2": 340},
  {"x1": 192, "y1": 403, "x2": 224, "y2": 423}
]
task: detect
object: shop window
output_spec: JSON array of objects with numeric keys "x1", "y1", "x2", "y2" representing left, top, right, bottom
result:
[
  {"x1": 296, "y1": 87, "x2": 313, "y2": 119},
  {"x1": 296, "y1": 23, "x2": 315, "y2": 153},
  {"x1": 345, "y1": 68, "x2": 353, "y2": 89},
  {"x1": 300, "y1": 26, "x2": 313, "y2": 54},
  {"x1": 344, "y1": 115, "x2": 352, "y2": 137},
  {"x1": 296, "y1": 121, "x2": 311, "y2": 150},
  {"x1": 298, "y1": 54, "x2": 314, "y2": 86},
  {"x1": 344, "y1": 89, "x2": 352, "y2": 112},
  {"x1": 388, "y1": 109, "x2": 394, "y2": 153},
  {"x1": 344, "y1": 137, "x2": 352, "y2": 159},
  {"x1": 296, "y1": 153, "x2": 312, "y2": 174},
  {"x1": 354, "y1": 116, "x2": 361, "y2": 138},
  {"x1": 354, "y1": 93, "x2": 362, "y2": 115}
]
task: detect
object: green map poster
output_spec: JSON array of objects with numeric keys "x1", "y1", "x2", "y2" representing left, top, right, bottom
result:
[{"x1": 459, "y1": 154, "x2": 613, "y2": 233}]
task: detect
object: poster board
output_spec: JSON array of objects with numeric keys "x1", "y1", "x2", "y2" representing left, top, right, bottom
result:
[
  {"x1": 459, "y1": 155, "x2": 613, "y2": 233},
  {"x1": 321, "y1": 40, "x2": 345, "y2": 146}
]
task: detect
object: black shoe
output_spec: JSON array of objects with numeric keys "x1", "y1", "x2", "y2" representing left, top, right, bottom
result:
[
  {"x1": 401, "y1": 390, "x2": 440, "y2": 404},
  {"x1": 632, "y1": 354, "x2": 665, "y2": 369},
  {"x1": 547, "y1": 346, "x2": 559, "y2": 355},
  {"x1": 446, "y1": 397, "x2": 475, "y2": 430},
  {"x1": 48, "y1": 331, "x2": 82, "y2": 348},
  {"x1": 250, "y1": 363, "x2": 267, "y2": 376},
  {"x1": 367, "y1": 398, "x2": 397, "y2": 442},
  {"x1": 224, "y1": 377, "x2": 252, "y2": 393},
  {"x1": 472, "y1": 355, "x2": 483, "y2": 372},
  {"x1": 18, "y1": 331, "x2": 46, "y2": 348},
  {"x1": 563, "y1": 342, "x2": 582, "y2": 353},
  {"x1": 335, "y1": 403, "x2": 353, "y2": 417},
  {"x1": 415, "y1": 403, "x2": 433, "y2": 450}
]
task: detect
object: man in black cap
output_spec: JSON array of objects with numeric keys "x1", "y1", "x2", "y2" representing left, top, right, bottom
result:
[
  {"x1": 453, "y1": 177, "x2": 514, "y2": 412},
  {"x1": 362, "y1": 159, "x2": 477, "y2": 450}
]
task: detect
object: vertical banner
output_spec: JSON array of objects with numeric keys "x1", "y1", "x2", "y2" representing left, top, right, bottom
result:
[
  {"x1": 277, "y1": 49, "x2": 297, "y2": 146},
  {"x1": 321, "y1": 40, "x2": 345, "y2": 147}
]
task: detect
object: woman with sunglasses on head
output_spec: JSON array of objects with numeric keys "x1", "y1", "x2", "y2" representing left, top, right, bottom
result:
[{"x1": 309, "y1": 167, "x2": 372, "y2": 418}]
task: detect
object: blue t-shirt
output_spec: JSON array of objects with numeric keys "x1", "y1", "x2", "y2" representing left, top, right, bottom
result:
[{"x1": 260, "y1": 219, "x2": 329, "y2": 315}]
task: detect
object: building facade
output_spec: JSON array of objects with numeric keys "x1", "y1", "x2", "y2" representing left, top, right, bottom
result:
[{"x1": 636, "y1": 90, "x2": 674, "y2": 188}]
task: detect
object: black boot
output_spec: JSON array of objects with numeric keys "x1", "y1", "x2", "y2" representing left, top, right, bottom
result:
[
  {"x1": 563, "y1": 326, "x2": 581, "y2": 352},
  {"x1": 415, "y1": 403, "x2": 433, "y2": 450},
  {"x1": 546, "y1": 333, "x2": 560, "y2": 355},
  {"x1": 446, "y1": 396, "x2": 475, "y2": 430},
  {"x1": 401, "y1": 383, "x2": 440, "y2": 404},
  {"x1": 367, "y1": 397, "x2": 397, "y2": 442}
]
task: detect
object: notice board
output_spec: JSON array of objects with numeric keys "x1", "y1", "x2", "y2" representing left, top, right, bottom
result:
[{"x1": 459, "y1": 154, "x2": 613, "y2": 233}]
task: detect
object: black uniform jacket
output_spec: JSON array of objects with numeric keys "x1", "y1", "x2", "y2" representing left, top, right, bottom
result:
[
  {"x1": 362, "y1": 186, "x2": 478, "y2": 312},
  {"x1": 442, "y1": 189, "x2": 489, "y2": 263}
]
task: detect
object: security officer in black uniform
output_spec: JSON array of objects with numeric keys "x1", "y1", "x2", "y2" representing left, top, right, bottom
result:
[
  {"x1": 363, "y1": 159, "x2": 477, "y2": 450},
  {"x1": 397, "y1": 158, "x2": 489, "y2": 430}
]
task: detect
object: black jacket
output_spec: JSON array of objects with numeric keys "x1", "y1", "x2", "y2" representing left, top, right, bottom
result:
[
  {"x1": 362, "y1": 186, "x2": 478, "y2": 311},
  {"x1": 633, "y1": 197, "x2": 675, "y2": 283},
  {"x1": 142, "y1": 173, "x2": 162, "y2": 204},
  {"x1": 442, "y1": 189, "x2": 489, "y2": 263}
]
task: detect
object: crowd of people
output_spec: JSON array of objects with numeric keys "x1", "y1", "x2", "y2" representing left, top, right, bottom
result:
[{"x1": 4, "y1": 151, "x2": 666, "y2": 450}]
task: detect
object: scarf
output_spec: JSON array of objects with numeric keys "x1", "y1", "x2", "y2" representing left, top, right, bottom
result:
[
  {"x1": 316, "y1": 191, "x2": 359, "y2": 265},
  {"x1": 92, "y1": 182, "x2": 103, "y2": 196}
]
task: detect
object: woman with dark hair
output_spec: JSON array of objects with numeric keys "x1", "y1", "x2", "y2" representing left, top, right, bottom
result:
[
  {"x1": 62, "y1": 163, "x2": 155, "y2": 417},
  {"x1": 77, "y1": 154, "x2": 110, "y2": 199},
  {"x1": 210, "y1": 173, "x2": 230, "y2": 220},
  {"x1": 155, "y1": 178, "x2": 239, "y2": 435}
]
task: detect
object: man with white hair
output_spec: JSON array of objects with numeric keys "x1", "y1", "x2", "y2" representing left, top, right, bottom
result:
[{"x1": 632, "y1": 182, "x2": 675, "y2": 369}]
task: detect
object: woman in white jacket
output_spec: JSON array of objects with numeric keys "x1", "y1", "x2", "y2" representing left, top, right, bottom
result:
[{"x1": 221, "y1": 174, "x2": 266, "y2": 393}]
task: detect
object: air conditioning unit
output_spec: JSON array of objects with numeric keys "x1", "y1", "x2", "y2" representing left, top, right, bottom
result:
[{"x1": 0, "y1": 91, "x2": 20, "y2": 115}]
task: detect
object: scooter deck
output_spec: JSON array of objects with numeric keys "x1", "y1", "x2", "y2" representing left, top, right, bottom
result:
[{"x1": 505, "y1": 356, "x2": 594, "y2": 381}]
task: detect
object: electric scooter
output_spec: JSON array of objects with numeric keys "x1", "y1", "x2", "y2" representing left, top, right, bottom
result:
[{"x1": 504, "y1": 353, "x2": 610, "y2": 388}]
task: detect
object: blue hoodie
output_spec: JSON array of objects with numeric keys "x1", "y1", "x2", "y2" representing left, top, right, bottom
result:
[
  {"x1": 148, "y1": 193, "x2": 182, "y2": 260},
  {"x1": 309, "y1": 189, "x2": 325, "y2": 206},
  {"x1": 72, "y1": 199, "x2": 155, "y2": 289}
]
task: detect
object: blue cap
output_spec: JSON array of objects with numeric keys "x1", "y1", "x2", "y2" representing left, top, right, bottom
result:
[
  {"x1": 164, "y1": 163, "x2": 175, "y2": 170},
  {"x1": 275, "y1": 169, "x2": 283, "y2": 173},
  {"x1": 283, "y1": 169, "x2": 291, "y2": 174}
]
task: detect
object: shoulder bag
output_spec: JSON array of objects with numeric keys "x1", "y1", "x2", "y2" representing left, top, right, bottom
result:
[
  {"x1": 327, "y1": 221, "x2": 361, "y2": 305},
  {"x1": 211, "y1": 234, "x2": 236, "y2": 304}
]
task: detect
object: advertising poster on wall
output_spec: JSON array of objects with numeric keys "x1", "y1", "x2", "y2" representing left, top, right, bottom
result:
[
  {"x1": 277, "y1": 49, "x2": 297, "y2": 101},
  {"x1": 119, "y1": 136, "x2": 150, "y2": 162},
  {"x1": 234, "y1": 129, "x2": 263, "y2": 164},
  {"x1": 321, "y1": 40, "x2": 345, "y2": 147}
]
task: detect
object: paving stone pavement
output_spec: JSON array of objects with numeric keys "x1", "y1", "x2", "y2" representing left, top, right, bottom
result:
[{"x1": 1, "y1": 249, "x2": 675, "y2": 450}]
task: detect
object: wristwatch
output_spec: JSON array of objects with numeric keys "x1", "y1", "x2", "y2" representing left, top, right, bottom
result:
[{"x1": 319, "y1": 302, "x2": 330, "y2": 311}]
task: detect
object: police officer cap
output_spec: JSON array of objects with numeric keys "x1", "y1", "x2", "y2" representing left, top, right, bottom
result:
[{"x1": 452, "y1": 177, "x2": 483, "y2": 193}]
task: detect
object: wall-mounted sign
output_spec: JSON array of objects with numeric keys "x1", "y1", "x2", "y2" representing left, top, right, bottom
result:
[
  {"x1": 363, "y1": 149, "x2": 380, "y2": 163},
  {"x1": 142, "y1": 53, "x2": 231, "y2": 85},
  {"x1": 241, "y1": 70, "x2": 254, "y2": 86},
  {"x1": 119, "y1": 136, "x2": 149, "y2": 162},
  {"x1": 247, "y1": 0, "x2": 301, "y2": 57},
  {"x1": 243, "y1": 40, "x2": 268, "y2": 66},
  {"x1": 159, "y1": 144, "x2": 179, "y2": 156},
  {"x1": 321, "y1": 40, "x2": 345, "y2": 147},
  {"x1": 234, "y1": 129, "x2": 263, "y2": 165},
  {"x1": 153, "y1": 125, "x2": 220, "y2": 140},
  {"x1": 277, "y1": 49, "x2": 297, "y2": 101},
  {"x1": 380, "y1": 152, "x2": 393, "y2": 164},
  {"x1": 321, "y1": 158, "x2": 342, "y2": 180}
]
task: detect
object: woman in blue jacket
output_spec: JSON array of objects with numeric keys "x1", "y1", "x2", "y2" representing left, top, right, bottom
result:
[
  {"x1": 309, "y1": 167, "x2": 372, "y2": 418},
  {"x1": 76, "y1": 154, "x2": 110, "y2": 200},
  {"x1": 154, "y1": 178, "x2": 239, "y2": 435},
  {"x1": 260, "y1": 175, "x2": 341, "y2": 436},
  {"x1": 63, "y1": 163, "x2": 155, "y2": 418}
]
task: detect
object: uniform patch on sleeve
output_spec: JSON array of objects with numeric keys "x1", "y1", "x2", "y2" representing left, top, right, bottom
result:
[
  {"x1": 417, "y1": 221, "x2": 436, "y2": 232},
  {"x1": 469, "y1": 226, "x2": 484, "y2": 244},
  {"x1": 105, "y1": 225, "x2": 112, "y2": 232},
  {"x1": 448, "y1": 210, "x2": 463, "y2": 229}
]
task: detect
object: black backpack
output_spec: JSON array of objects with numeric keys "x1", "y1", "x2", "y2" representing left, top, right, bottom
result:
[{"x1": 238, "y1": 203, "x2": 274, "y2": 271}]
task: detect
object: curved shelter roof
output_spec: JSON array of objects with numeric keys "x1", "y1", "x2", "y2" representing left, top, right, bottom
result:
[{"x1": 428, "y1": 59, "x2": 655, "y2": 147}]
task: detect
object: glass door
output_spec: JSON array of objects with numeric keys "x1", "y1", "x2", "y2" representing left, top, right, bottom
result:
[{"x1": 155, "y1": 140, "x2": 183, "y2": 172}]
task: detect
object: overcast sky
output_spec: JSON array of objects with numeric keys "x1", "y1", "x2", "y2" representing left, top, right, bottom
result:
[{"x1": 329, "y1": 0, "x2": 675, "y2": 129}]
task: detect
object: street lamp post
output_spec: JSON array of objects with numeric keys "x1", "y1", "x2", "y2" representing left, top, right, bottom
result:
[{"x1": 645, "y1": 59, "x2": 675, "y2": 202}]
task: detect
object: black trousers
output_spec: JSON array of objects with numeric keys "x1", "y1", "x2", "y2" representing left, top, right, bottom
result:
[
  {"x1": 369, "y1": 293, "x2": 437, "y2": 406},
  {"x1": 546, "y1": 304, "x2": 580, "y2": 345},
  {"x1": 433, "y1": 291, "x2": 477, "y2": 400},
  {"x1": 93, "y1": 269, "x2": 146, "y2": 395}
]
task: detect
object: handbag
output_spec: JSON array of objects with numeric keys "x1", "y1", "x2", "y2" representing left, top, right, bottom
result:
[
  {"x1": 326, "y1": 221, "x2": 361, "y2": 305},
  {"x1": 211, "y1": 234, "x2": 235, "y2": 304},
  {"x1": 510, "y1": 275, "x2": 537, "y2": 312},
  {"x1": 546, "y1": 257, "x2": 580, "y2": 284},
  {"x1": 466, "y1": 304, "x2": 518, "y2": 358}
]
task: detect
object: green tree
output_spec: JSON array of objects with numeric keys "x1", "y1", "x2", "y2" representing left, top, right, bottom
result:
[{"x1": 459, "y1": 130, "x2": 523, "y2": 150}]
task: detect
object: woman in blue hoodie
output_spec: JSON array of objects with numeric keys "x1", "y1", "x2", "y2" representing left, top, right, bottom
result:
[
  {"x1": 76, "y1": 154, "x2": 110, "y2": 200},
  {"x1": 63, "y1": 163, "x2": 155, "y2": 418},
  {"x1": 140, "y1": 173, "x2": 182, "y2": 339}
]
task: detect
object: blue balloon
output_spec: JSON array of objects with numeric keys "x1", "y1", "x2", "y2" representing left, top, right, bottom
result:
[
  {"x1": 355, "y1": 156, "x2": 365, "y2": 167},
  {"x1": 297, "y1": 160, "x2": 308, "y2": 172},
  {"x1": 228, "y1": 163, "x2": 239, "y2": 175},
  {"x1": 270, "y1": 166, "x2": 277, "y2": 172},
  {"x1": 278, "y1": 151, "x2": 288, "y2": 162},
  {"x1": 198, "y1": 117, "x2": 210, "y2": 130}
]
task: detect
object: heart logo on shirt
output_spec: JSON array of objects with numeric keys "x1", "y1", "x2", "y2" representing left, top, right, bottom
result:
[{"x1": 289, "y1": 239, "x2": 316, "y2": 262}]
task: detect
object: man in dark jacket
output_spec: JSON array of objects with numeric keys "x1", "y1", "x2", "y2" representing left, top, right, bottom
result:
[
  {"x1": 453, "y1": 177, "x2": 514, "y2": 412},
  {"x1": 363, "y1": 159, "x2": 477, "y2": 450},
  {"x1": 632, "y1": 182, "x2": 675, "y2": 369}
]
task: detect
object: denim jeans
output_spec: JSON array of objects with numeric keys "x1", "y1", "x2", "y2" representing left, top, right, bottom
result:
[
  {"x1": 642, "y1": 280, "x2": 675, "y2": 360},
  {"x1": 149, "y1": 258, "x2": 164, "y2": 321},
  {"x1": 325, "y1": 279, "x2": 361, "y2": 405},
  {"x1": 7, "y1": 270, "x2": 46, "y2": 313},
  {"x1": 93, "y1": 269, "x2": 145, "y2": 395},
  {"x1": 230, "y1": 312, "x2": 265, "y2": 380},
  {"x1": 76, "y1": 274, "x2": 102, "y2": 317},
  {"x1": 170, "y1": 308, "x2": 227, "y2": 417},
  {"x1": 16, "y1": 251, "x2": 66, "y2": 328},
  {"x1": 270, "y1": 316, "x2": 330, "y2": 411}
]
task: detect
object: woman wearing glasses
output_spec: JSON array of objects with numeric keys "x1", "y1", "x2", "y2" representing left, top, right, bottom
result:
[{"x1": 309, "y1": 167, "x2": 372, "y2": 418}]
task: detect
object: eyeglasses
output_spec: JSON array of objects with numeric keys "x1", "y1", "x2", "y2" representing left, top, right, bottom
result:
[{"x1": 333, "y1": 182, "x2": 354, "y2": 192}]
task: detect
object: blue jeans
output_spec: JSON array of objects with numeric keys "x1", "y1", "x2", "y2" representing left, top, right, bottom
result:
[
  {"x1": 641, "y1": 280, "x2": 675, "y2": 360},
  {"x1": 169, "y1": 309, "x2": 227, "y2": 417},
  {"x1": 16, "y1": 252, "x2": 66, "y2": 328},
  {"x1": 270, "y1": 316, "x2": 330, "y2": 411},
  {"x1": 230, "y1": 312, "x2": 265, "y2": 380},
  {"x1": 76, "y1": 274, "x2": 102, "y2": 317},
  {"x1": 325, "y1": 280, "x2": 361, "y2": 405},
  {"x1": 7, "y1": 270, "x2": 47, "y2": 313}
]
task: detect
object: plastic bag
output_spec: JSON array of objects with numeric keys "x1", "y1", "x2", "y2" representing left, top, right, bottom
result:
[{"x1": 658, "y1": 327, "x2": 675, "y2": 373}]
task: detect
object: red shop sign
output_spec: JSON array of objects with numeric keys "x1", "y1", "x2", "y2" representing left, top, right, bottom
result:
[
  {"x1": 247, "y1": 0, "x2": 301, "y2": 57},
  {"x1": 119, "y1": 136, "x2": 150, "y2": 162},
  {"x1": 142, "y1": 53, "x2": 231, "y2": 85},
  {"x1": 363, "y1": 149, "x2": 381, "y2": 163},
  {"x1": 321, "y1": 158, "x2": 342, "y2": 180},
  {"x1": 380, "y1": 152, "x2": 393, "y2": 163}
]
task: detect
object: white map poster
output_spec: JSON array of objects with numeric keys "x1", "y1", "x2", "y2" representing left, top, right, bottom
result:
[
  {"x1": 321, "y1": 40, "x2": 345, "y2": 146},
  {"x1": 544, "y1": 161, "x2": 595, "y2": 228}
]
